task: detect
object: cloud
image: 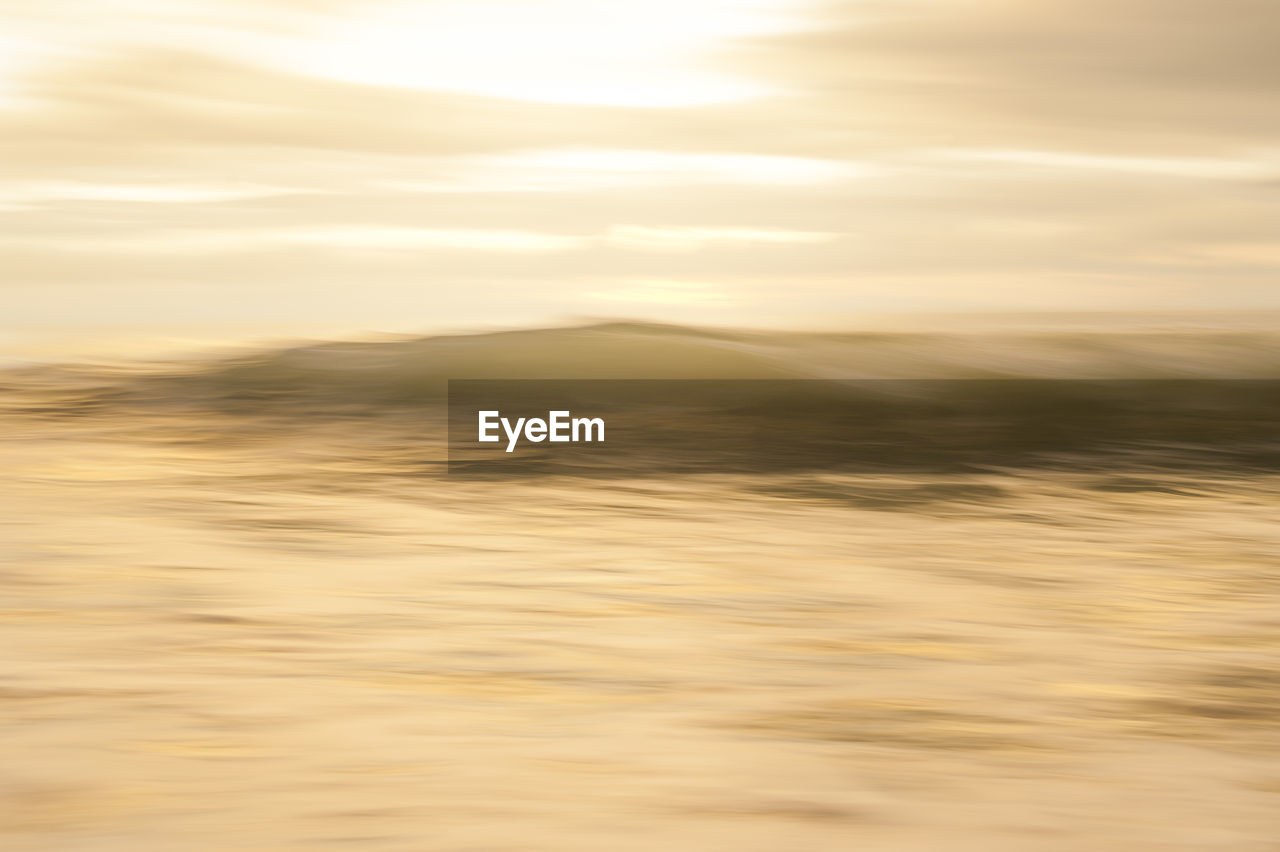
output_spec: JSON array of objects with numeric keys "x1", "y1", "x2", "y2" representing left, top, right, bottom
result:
[
  {"x1": 3, "y1": 0, "x2": 1280, "y2": 340},
  {"x1": 603, "y1": 225, "x2": 834, "y2": 251},
  {"x1": 384, "y1": 149, "x2": 873, "y2": 193},
  {"x1": 925, "y1": 149, "x2": 1279, "y2": 180},
  {"x1": 730, "y1": 0, "x2": 1280, "y2": 155},
  {"x1": 584, "y1": 279, "x2": 739, "y2": 306},
  {"x1": 0, "y1": 181, "x2": 314, "y2": 204},
  {"x1": 0, "y1": 225, "x2": 588, "y2": 254},
  {"x1": 0, "y1": 48, "x2": 582, "y2": 171}
]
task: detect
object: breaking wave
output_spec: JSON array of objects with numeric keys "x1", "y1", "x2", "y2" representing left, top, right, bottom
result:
[
  {"x1": 4, "y1": 321, "x2": 1279, "y2": 473},
  {"x1": 111, "y1": 320, "x2": 1280, "y2": 404}
]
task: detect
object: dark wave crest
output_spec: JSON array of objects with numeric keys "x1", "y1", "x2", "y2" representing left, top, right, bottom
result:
[{"x1": 4, "y1": 322, "x2": 1279, "y2": 473}]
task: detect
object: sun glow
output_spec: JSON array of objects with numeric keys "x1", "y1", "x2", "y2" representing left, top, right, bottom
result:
[
  {"x1": 271, "y1": 0, "x2": 805, "y2": 107},
  {"x1": 0, "y1": 32, "x2": 56, "y2": 109}
]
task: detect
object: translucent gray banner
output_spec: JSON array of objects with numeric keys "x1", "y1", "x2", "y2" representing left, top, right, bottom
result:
[{"x1": 447, "y1": 379, "x2": 1280, "y2": 476}]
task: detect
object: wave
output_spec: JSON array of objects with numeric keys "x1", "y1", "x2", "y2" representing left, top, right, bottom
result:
[
  {"x1": 96, "y1": 320, "x2": 1280, "y2": 407},
  {"x1": 4, "y1": 321, "x2": 1279, "y2": 473}
]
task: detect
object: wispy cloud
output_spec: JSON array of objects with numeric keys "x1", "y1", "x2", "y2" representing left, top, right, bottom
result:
[
  {"x1": 584, "y1": 278, "x2": 739, "y2": 306},
  {"x1": 929, "y1": 149, "x2": 1278, "y2": 180},
  {"x1": 0, "y1": 182, "x2": 316, "y2": 204},
  {"x1": 603, "y1": 226, "x2": 834, "y2": 251},
  {"x1": 2, "y1": 0, "x2": 1279, "y2": 341},
  {"x1": 384, "y1": 149, "x2": 874, "y2": 193},
  {"x1": 2, "y1": 226, "x2": 589, "y2": 254}
]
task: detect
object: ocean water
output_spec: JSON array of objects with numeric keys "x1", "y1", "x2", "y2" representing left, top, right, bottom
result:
[{"x1": 2, "y1": 323, "x2": 1279, "y2": 851}]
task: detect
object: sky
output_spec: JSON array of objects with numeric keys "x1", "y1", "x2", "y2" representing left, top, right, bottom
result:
[{"x1": 1, "y1": 0, "x2": 1278, "y2": 354}]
